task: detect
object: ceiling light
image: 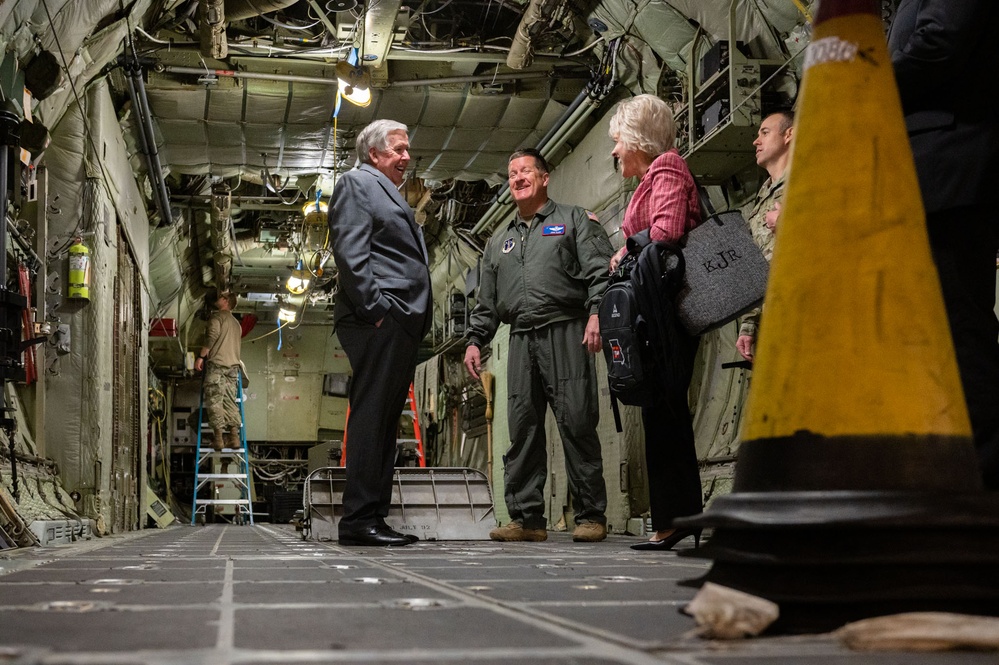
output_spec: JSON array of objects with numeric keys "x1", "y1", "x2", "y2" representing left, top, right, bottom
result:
[
  {"x1": 335, "y1": 61, "x2": 371, "y2": 108},
  {"x1": 286, "y1": 270, "x2": 310, "y2": 295},
  {"x1": 286, "y1": 260, "x2": 311, "y2": 295},
  {"x1": 302, "y1": 199, "x2": 328, "y2": 225},
  {"x1": 302, "y1": 200, "x2": 328, "y2": 215}
]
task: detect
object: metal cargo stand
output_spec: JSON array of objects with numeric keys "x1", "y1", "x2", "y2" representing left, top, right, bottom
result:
[{"x1": 304, "y1": 467, "x2": 495, "y2": 541}]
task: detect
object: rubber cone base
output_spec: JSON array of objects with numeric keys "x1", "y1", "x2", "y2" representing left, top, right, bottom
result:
[
  {"x1": 676, "y1": 490, "x2": 999, "y2": 634},
  {"x1": 733, "y1": 432, "x2": 982, "y2": 493}
]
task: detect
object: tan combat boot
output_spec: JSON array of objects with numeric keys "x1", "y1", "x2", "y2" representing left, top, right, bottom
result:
[
  {"x1": 228, "y1": 428, "x2": 242, "y2": 450},
  {"x1": 212, "y1": 428, "x2": 225, "y2": 452},
  {"x1": 489, "y1": 522, "x2": 547, "y2": 542},
  {"x1": 572, "y1": 522, "x2": 607, "y2": 542}
]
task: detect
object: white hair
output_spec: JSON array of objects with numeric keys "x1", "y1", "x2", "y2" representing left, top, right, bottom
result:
[
  {"x1": 607, "y1": 94, "x2": 677, "y2": 156},
  {"x1": 356, "y1": 119, "x2": 408, "y2": 163}
]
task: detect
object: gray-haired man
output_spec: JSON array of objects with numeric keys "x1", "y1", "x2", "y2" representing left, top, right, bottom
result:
[{"x1": 329, "y1": 119, "x2": 432, "y2": 546}]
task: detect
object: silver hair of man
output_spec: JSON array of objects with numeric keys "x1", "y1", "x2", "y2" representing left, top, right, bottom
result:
[
  {"x1": 356, "y1": 119, "x2": 409, "y2": 163},
  {"x1": 608, "y1": 94, "x2": 677, "y2": 157}
]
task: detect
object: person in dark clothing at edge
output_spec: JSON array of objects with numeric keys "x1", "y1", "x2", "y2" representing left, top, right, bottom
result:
[
  {"x1": 464, "y1": 148, "x2": 614, "y2": 543},
  {"x1": 888, "y1": 0, "x2": 999, "y2": 490}
]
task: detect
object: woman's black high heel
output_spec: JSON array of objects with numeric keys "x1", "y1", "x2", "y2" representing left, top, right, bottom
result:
[{"x1": 629, "y1": 528, "x2": 702, "y2": 551}]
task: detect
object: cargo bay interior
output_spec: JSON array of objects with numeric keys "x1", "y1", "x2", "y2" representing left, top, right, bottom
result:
[
  {"x1": 0, "y1": 0, "x2": 807, "y2": 541},
  {"x1": 4, "y1": 1, "x2": 999, "y2": 662}
]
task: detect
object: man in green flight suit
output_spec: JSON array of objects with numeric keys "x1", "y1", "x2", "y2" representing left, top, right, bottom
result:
[{"x1": 464, "y1": 148, "x2": 614, "y2": 543}]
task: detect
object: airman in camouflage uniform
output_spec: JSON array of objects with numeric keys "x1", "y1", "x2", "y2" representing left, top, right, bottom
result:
[
  {"x1": 194, "y1": 292, "x2": 243, "y2": 451},
  {"x1": 737, "y1": 110, "x2": 794, "y2": 362}
]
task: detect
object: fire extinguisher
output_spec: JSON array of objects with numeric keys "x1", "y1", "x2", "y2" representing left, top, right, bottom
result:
[{"x1": 68, "y1": 237, "x2": 90, "y2": 300}]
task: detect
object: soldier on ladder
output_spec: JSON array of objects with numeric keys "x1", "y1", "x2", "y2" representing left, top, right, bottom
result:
[
  {"x1": 191, "y1": 290, "x2": 253, "y2": 525},
  {"x1": 194, "y1": 291, "x2": 243, "y2": 457}
]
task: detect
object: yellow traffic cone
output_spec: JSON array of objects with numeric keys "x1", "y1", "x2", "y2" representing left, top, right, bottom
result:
[
  {"x1": 744, "y1": 10, "x2": 971, "y2": 461},
  {"x1": 676, "y1": 0, "x2": 999, "y2": 634}
]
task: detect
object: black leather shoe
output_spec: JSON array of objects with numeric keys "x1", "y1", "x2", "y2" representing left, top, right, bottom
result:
[
  {"x1": 389, "y1": 529, "x2": 420, "y2": 544},
  {"x1": 377, "y1": 520, "x2": 419, "y2": 543},
  {"x1": 338, "y1": 525, "x2": 411, "y2": 546}
]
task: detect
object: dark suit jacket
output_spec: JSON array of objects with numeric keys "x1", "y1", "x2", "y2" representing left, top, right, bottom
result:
[
  {"x1": 329, "y1": 163, "x2": 432, "y2": 339},
  {"x1": 888, "y1": 0, "x2": 999, "y2": 214}
]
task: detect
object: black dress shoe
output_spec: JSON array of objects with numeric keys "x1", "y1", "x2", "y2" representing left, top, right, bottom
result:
[
  {"x1": 391, "y1": 529, "x2": 420, "y2": 544},
  {"x1": 377, "y1": 520, "x2": 419, "y2": 543},
  {"x1": 338, "y1": 525, "x2": 411, "y2": 546},
  {"x1": 629, "y1": 528, "x2": 701, "y2": 551}
]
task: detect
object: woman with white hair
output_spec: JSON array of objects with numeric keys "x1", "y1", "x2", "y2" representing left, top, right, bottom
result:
[{"x1": 607, "y1": 94, "x2": 703, "y2": 551}]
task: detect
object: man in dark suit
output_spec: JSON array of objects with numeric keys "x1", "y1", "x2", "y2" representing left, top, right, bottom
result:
[
  {"x1": 328, "y1": 119, "x2": 432, "y2": 545},
  {"x1": 889, "y1": 0, "x2": 999, "y2": 490}
]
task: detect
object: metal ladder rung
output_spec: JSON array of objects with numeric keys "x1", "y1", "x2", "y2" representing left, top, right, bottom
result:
[
  {"x1": 196, "y1": 476, "x2": 250, "y2": 491},
  {"x1": 196, "y1": 499, "x2": 251, "y2": 506}
]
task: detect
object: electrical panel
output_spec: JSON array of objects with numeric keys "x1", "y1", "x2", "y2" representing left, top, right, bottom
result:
[{"x1": 681, "y1": 30, "x2": 790, "y2": 185}]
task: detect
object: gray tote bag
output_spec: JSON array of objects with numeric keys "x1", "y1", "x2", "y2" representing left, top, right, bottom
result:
[{"x1": 673, "y1": 209, "x2": 769, "y2": 335}]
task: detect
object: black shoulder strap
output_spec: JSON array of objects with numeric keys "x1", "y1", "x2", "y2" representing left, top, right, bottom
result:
[
  {"x1": 695, "y1": 178, "x2": 716, "y2": 219},
  {"x1": 625, "y1": 228, "x2": 652, "y2": 256},
  {"x1": 610, "y1": 393, "x2": 623, "y2": 433}
]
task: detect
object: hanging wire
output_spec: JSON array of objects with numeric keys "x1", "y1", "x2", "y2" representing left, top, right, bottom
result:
[
  {"x1": 256, "y1": 12, "x2": 321, "y2": 31},
  {"x1": 245, "y1": 321, "x2": 290, "y2": 344}
]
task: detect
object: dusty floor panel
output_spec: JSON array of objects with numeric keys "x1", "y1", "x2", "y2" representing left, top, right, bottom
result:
[{"x1": 0, "y1": 524, "x2": 995, "y2": 665}]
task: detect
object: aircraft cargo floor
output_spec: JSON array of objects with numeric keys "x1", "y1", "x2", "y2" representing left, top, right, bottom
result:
[{"x1": 0, "y1": 524, "x2": 993, "y2": 664}]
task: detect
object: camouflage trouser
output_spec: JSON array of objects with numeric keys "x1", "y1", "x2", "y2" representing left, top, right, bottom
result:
[{"x1": 204, "y1": 363, "x2": 241, "y2": 431}]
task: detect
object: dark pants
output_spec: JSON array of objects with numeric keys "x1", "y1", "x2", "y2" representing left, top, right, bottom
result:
[
  {"x1": 927, "y1": 205, "x2": 999, "y2": 490},
  {"x1": 505, "y1": 318, "x2": 607, "y2": 530},
  {"x1": 336, "y1": 315, "x2": 420, "y2": 531},
  {"x1": 642, "y1": 335, "x2": 702, "y2": 530}
]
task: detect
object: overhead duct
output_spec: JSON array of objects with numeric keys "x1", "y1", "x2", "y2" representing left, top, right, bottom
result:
[
  {"x1": 214, "y1": 251, "x2": 233, "y2": 291},
  {"x1": 476, "y1": 39, "x2": 620, "y2": 235},
  {"x1": 210, "y1": 184, "x2": 234, "y2": 289},
  {"x1": 507, "y1": 0, "x2": 560, "y2": 69},
  {"x1": 224, "y1": 0, "x2": 298, "y2": 22},
  {"x1": 199, "y1": 0, "x2": 227, "y2": 60},
  {"x1": 389, "y1": 71, "x2": 556, "y2": 88}
]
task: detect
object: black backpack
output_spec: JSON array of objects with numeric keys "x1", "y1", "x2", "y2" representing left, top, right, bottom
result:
[
  {"x1": 599, "y1": 247, "x2": 661, "y2": 431},
  {"x1": 600, "y1": 232, "x2": 691, "y2": 432}
]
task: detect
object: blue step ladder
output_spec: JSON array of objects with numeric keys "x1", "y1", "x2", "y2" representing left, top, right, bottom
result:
[{"x1": 191, "y1": 368, "x2": 254, "y2": 525}]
